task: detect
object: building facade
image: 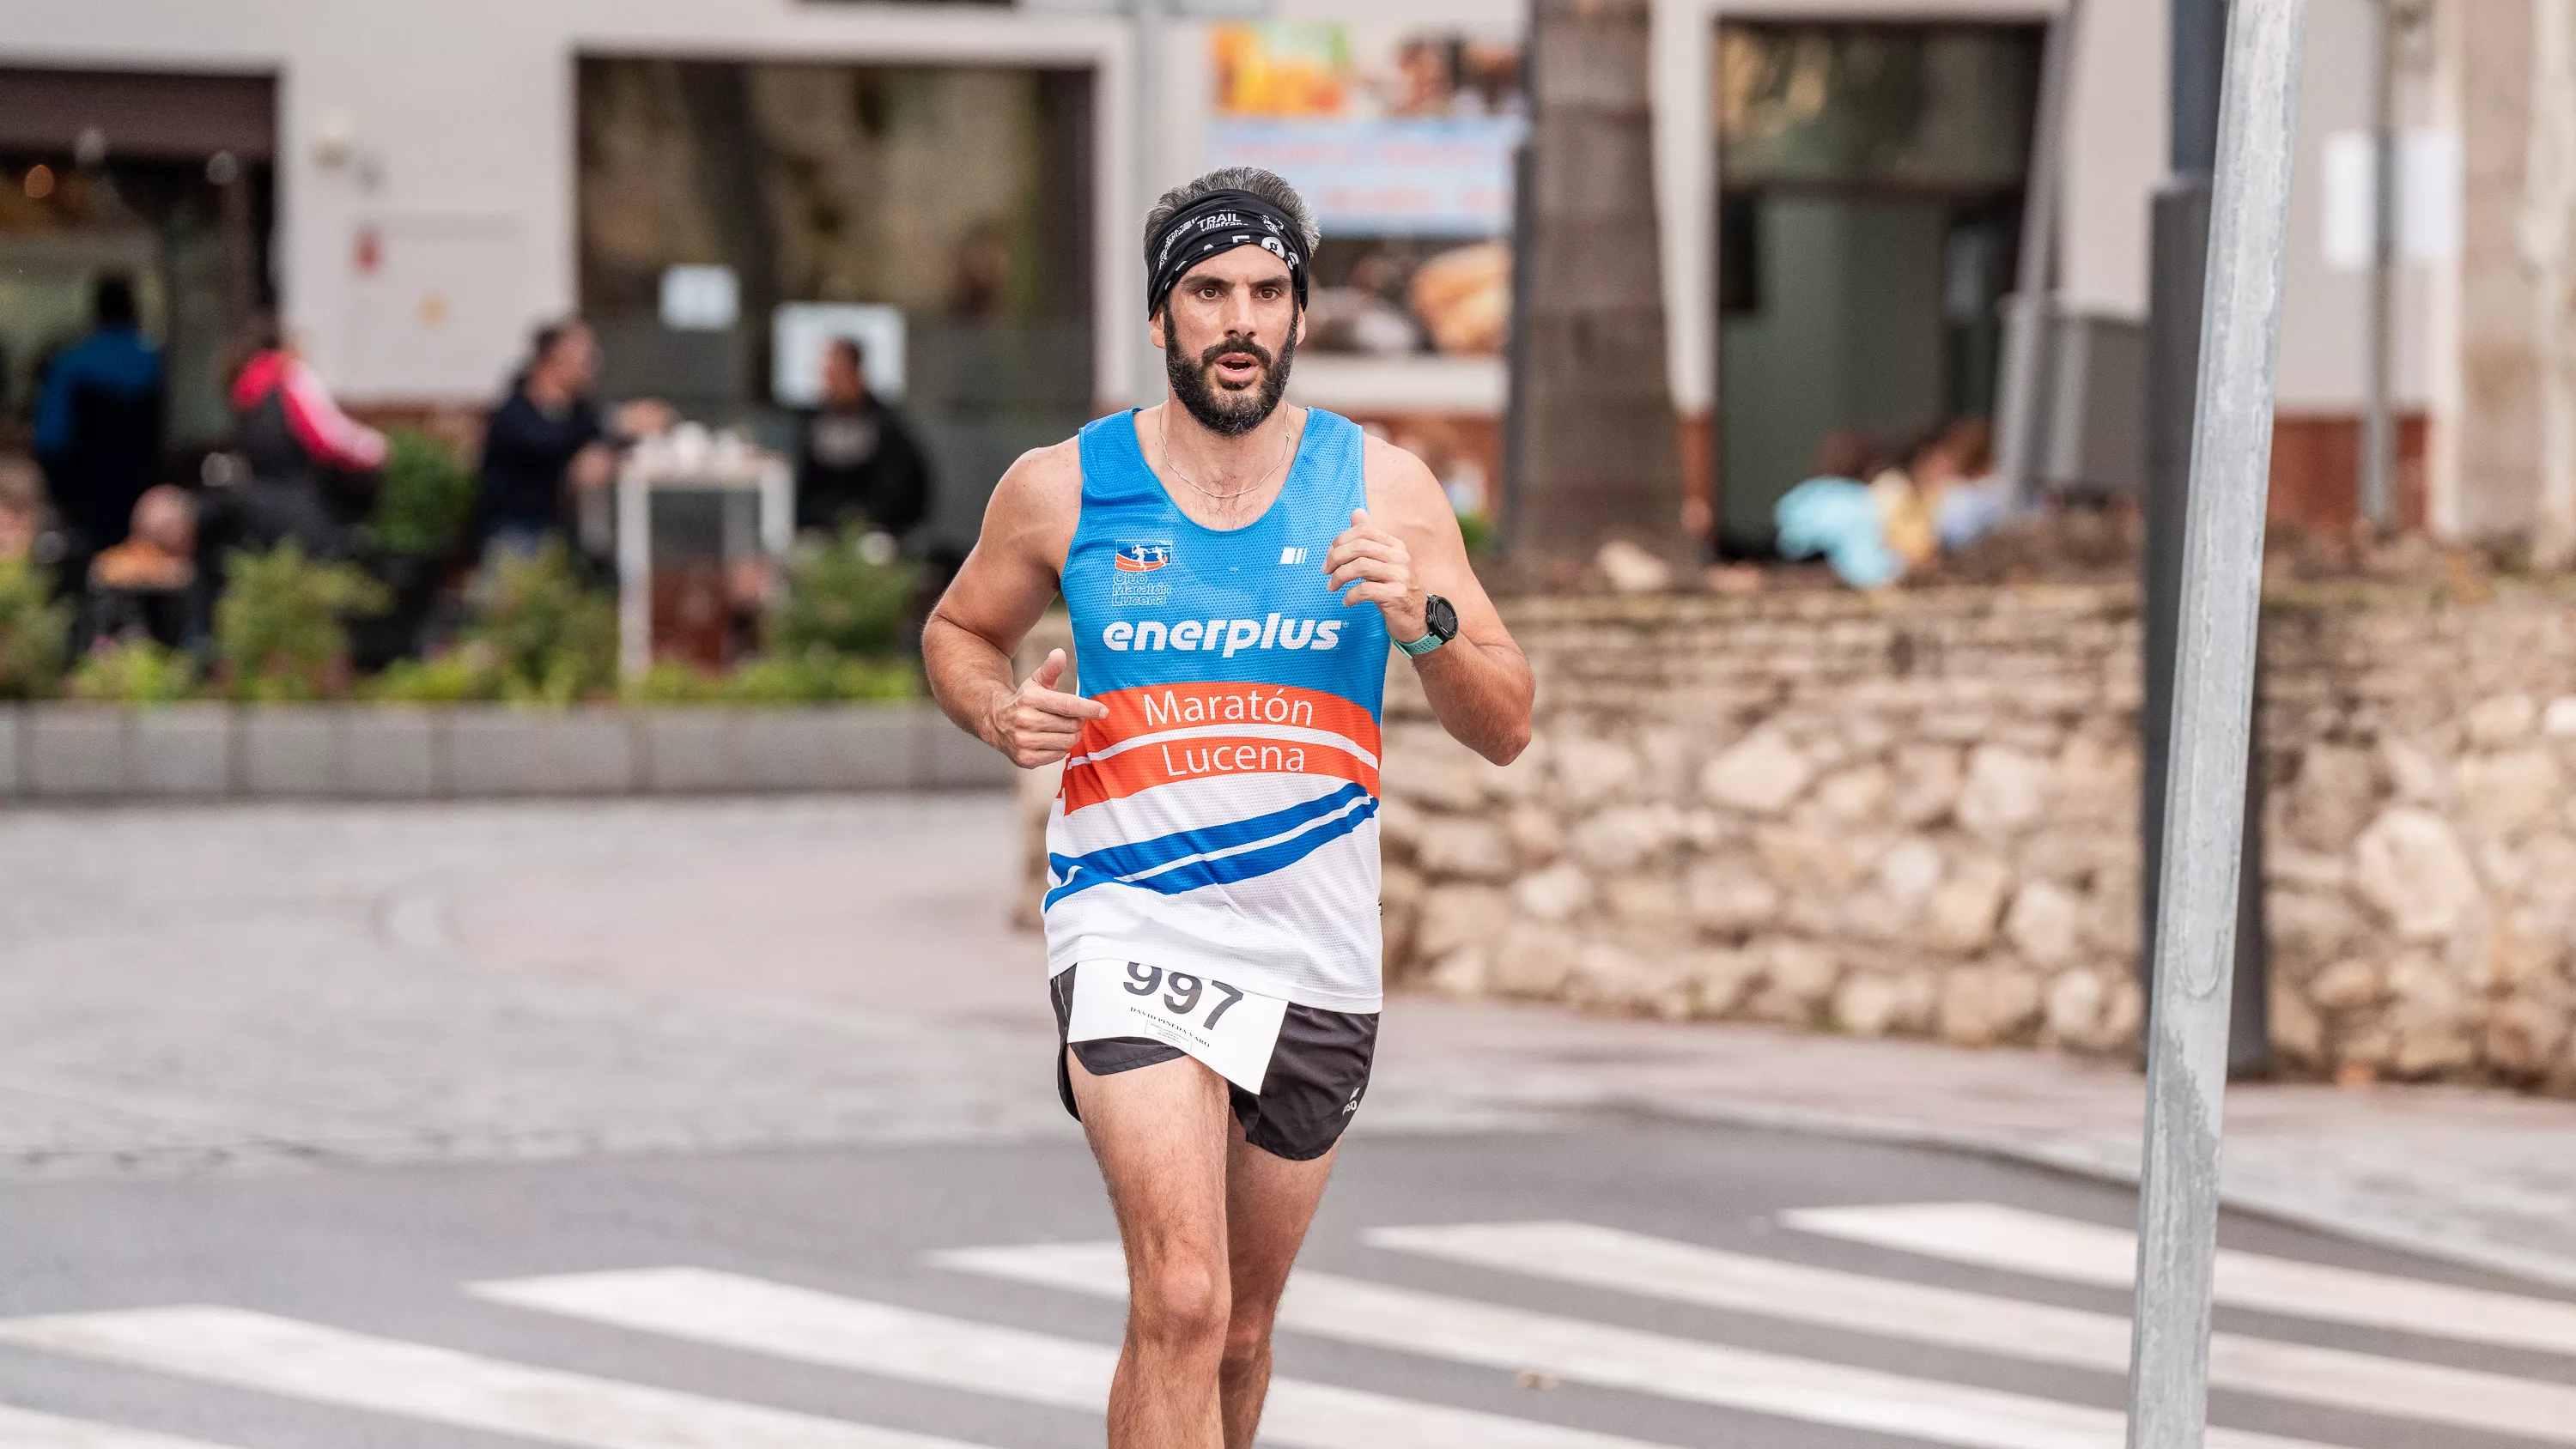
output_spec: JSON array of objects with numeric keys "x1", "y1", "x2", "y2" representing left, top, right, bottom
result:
[{"x1": 0, "y1": 0, "x2": 2482, "y2": 549}]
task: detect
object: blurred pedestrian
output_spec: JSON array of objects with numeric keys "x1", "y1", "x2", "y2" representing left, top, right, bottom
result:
[
  {"x1": 0, "y1": 456, "x2": 43, "y2": 563},
  {"x1": 33, "y1": 276, "x2": 163, "y2": 579},
  {"x1": 1927, "y1": 416, "x2": 2015, "y2": 549},
  {"x1": 793, "y1": 337, "x2": 931, "y2": 540},
  {"x1": 476, "y1": 318, "x2": 670, "y2": 561},
  {"x1": 228, "y1": 318, "x2": 386, "y2": 559}
]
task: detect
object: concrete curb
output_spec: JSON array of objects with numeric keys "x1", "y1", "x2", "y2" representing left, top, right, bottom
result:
[{"x1": 0, "y1": 701, "x2": 1014, "y2": 800}]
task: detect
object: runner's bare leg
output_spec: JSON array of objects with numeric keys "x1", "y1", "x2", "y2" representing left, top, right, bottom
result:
[
  {"x1": 1218, "y1": 1125, "x2": 1337, "y2": 1449},
  {"x1": 1070, "y1": 1050, "x2": 1236, "y2": 1449}
]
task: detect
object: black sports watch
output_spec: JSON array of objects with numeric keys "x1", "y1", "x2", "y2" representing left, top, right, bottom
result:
[{"x1": 1395, "y1": 594, "x2": 1458, "y2": 657}]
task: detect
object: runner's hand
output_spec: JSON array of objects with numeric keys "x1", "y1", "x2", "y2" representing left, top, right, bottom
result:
[
  {"x1": 987, "y1": 649, "x2": 1107, "y2": 767},
  {"x1": 1323, "y1": 507, "x2": 1428, "y2": 642}
]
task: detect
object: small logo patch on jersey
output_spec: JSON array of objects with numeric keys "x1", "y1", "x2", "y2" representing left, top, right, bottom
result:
[
  {"x1": 1115, "y1": 542, "x2": 1173, "y2": 573},
  {"x1": 1278, "y1": 546, "x2": 1309, "y2": 566}
]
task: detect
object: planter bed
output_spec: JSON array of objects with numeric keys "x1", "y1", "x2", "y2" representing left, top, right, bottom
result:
[{"x1": 0, "y1": 702, "x2": 1012, "y2": 801}]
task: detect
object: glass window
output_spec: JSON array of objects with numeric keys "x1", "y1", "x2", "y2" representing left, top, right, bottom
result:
[
  {"x1": 576, "y1": 58, "x2": 1094, "y2": 550},
  {"x1": 1718, "y1": 26, "x2": 2038, "y2": 191}
]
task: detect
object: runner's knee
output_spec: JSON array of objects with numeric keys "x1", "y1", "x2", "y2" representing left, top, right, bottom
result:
[{"x1": 1128, "y1": 1257, "x2": 1230, "y2": 1349}]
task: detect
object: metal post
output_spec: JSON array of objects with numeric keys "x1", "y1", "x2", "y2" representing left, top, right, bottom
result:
[
  {"x1": 2360, "y1": 0, "x2": 2398, "y2": 529},
  {"x1": 1995, "y1": 0, "x2": 2083, "y2": 502},
  {"x1": 2124, "y1": 3, "x2": 2307, "y2": 1447},
  {"x1": 2141, "y1": 0, "x2": 2271, "y2": 1082},
  {"x1": 1133, "y1": 0, "x2": 1167, "y2": 405}
]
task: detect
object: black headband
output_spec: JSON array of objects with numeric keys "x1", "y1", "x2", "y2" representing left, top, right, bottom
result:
[{"x1": 1145, "y1": 189, "x2": 1309, "y2": 318}]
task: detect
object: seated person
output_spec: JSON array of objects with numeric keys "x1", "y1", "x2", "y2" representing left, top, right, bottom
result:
[
  {"x1": 795, "y1": 337, "x2": 932, "y2": 539},
  {"x1": 84, "y1": 485, "x2": 197, "y2": 649}
]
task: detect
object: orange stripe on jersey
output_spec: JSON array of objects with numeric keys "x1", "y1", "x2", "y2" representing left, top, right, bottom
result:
[
  {"x1": 1084, "y1": 682, "x2": 1382, "y2": 755},
  {"x1": 1061, "y1": 732, "x2": 1380, "y2": 814}
]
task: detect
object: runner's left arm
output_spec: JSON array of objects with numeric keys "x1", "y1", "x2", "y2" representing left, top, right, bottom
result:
[{"x1": 1325, "y1": 439, "x2": 1533, "y2": 766}]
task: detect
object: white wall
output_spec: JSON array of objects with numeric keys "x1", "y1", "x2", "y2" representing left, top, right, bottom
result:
[
  {"x1": 2275, "y1": 0, "x2": 2433, "y2": 410},
  {"x1": 2057, "y1": 0, "x2": 2166, "y2": 318},
  {"x1": 3, "y1": 0, "x2": 1132, "y2": 404}
]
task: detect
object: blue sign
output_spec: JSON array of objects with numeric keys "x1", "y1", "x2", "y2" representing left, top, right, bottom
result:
[{"x1": 1206, "y1": 117, "x2": 1525, "y2": 238}]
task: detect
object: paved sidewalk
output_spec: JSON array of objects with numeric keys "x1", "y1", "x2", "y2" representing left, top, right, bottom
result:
[{"x1": 7, "y1": 796, "x2": 2576, "y2": 1289}]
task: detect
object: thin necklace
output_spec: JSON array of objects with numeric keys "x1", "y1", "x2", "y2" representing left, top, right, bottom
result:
[{"x1": 1159, "y1": 408, "x2": 1297, "y2": 504}]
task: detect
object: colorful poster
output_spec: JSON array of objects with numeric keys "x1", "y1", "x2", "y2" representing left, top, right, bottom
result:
[{"x1": 1206, "y1": 22, "x2": 1524, "y2": 357}]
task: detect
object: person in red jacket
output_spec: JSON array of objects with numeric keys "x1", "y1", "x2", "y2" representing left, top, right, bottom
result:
[{"x1": 228, "y1": 321, "x2": 387, "y2": 558}]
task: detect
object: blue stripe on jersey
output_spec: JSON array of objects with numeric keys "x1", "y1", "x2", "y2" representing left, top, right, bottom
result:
[
  {"x1": 1050, "y1": 779, "x2": 1370, "y2": 891},
  {"x1": 1046, "y1": 792, "x2": 1381, "y2": 906}
]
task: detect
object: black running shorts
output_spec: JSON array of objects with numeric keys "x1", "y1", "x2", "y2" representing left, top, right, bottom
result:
[{"x1": 1049, "y1": 962, "x2": 1378, "y2": 1162}]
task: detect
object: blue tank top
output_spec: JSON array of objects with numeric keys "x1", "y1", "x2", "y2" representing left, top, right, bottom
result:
[{"x1": 1042, "y1": 408, "x2": 1392, "y2": 1011}]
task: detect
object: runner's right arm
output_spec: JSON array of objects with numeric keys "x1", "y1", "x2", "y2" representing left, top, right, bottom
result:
[{"x1": 922, "y1": 440, "x2": 1104, "y2": 767}]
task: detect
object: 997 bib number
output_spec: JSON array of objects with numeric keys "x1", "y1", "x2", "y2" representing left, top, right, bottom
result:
[
  {"x1": 1124, "y1": 964, "x2": 1243, "y2": 1024},
  {"x1": 1065, "y1": 959, "x2": 1289, "y2": 1093}
]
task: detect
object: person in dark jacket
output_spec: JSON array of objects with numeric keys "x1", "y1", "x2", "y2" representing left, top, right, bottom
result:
[
  {"x1": 476, "y1": 318, "x2": 668, "y2": 560},
  {"x1": 793, "y1": 337, "x2": 932, "y2": 539},
  {"x1": 228, "y1": 319, "x2": 387, "y2": 559},
  {"x1": 33, "y1": 276, "x2": 164, "y2": 577}
]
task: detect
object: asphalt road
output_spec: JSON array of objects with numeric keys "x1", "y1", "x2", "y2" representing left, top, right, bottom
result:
[{"x1": 3, "y1": 1119, "x2": 2572, "y2": 1449}]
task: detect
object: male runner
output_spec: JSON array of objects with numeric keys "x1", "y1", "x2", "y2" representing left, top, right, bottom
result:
[{"x1": 924, "y1": 167, "x2": 1534, "y2": 1449}]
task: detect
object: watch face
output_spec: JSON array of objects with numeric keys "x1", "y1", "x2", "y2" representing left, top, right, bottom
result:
[{"x1": 1426, "y1": 594, "x2": 1459, "y2": 641}]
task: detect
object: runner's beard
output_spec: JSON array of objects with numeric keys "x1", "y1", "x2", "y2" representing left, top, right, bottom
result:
[{"x1": 1166, "y1": 329, "x2": 1297, "y2": 439}]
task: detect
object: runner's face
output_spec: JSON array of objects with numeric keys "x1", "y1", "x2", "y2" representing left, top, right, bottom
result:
[{"x1": 1155, "y1": 246, "x2": 1303, "y2": 438}]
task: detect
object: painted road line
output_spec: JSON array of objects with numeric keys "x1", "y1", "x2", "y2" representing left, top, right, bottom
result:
[
  {"x1": 1785, "y1": 1201, "x2": 2576, "y2": 1358},
  {"x1": 0, "y1": 1404, "x2": 242, "y2": 1448},
  {"x1": 935, "y1": 1242, "x2": 2348, "y2": 1449},
  {"x1": 0, "y1": 1307, "x2": 988, "y2": 1449},
  {"x1": 476, "y1": 1267, "x2": 1681, "y2": 1449},
  {"x1": 1370, "y1": 1220, "x2": 2576, "y2": 1444}
]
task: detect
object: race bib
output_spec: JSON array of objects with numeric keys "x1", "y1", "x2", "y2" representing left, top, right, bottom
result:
[{"x1": 1066, "y1": 961, "x2": 1289, "y2": 1094}]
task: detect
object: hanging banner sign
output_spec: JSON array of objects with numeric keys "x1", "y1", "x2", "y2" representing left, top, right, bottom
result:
[{"x1": 1204, "y1": 116, "x2": 1523, "y2": 237}]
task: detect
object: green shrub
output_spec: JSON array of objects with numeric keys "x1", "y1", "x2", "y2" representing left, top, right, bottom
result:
[
  {"x1": 0, "y1": 556, "x2": 71, "y2": 700},
  {"x1": 614, "y1": 655, "x2": 916, "y2": 706},
  {"x1": 618, "y1": 661, "x2": 726, "y2": 705},
  {"x1": 768, "y1": 524, "x2": 920, "y2": 660},
  {"x1": 465, "y1": 542, "x2": 617, "y2": 705},
  {"x1": 215, "y1": 543, "x2": 389, "y2": 701},
  {"x1": 68, "y1": 639, "x2": 198, "y2": 704},
  {"x1": 369, "y1": 429, "x2": 477, "y2": 558},
  {"x1": 362, "y1": 644, "x2": 501, "y2": 704},
  {"x1": 720, "y1": 654, "x2": 917, "y2": 704},
  {"x1": 1455, "y1": 508, "x2": 1498, "y2": 556}
]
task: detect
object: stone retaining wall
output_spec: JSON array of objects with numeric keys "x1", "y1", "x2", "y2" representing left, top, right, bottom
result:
[
  {"x1": 1328, "y1": 585, "x2": 2576, "y2": 1091},
  {"x1": 0, "y1": 702, "x2": 1012, "y2": 800}
]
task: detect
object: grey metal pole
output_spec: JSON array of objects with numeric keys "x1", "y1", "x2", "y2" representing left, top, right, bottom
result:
[
  {"x1": 1133, "y1": 0, "x2": 1167, "y2": 405},
  {"x1": 2125, "y1": 1, "x2": 2307, "y2": 1446},
  {"x1": 1996, "y1": 0, "x2": 2083, "y2": 502},
  {"x1": 2360, "y1": 0, "x2": 2398, "y2": 529}
]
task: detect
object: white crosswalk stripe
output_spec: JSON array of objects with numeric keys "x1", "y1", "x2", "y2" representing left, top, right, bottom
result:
[
  {"x1": 0, "y1": 1307, "x2": 988, "y2": 1449},
  {"x1": 936, "y1": 1242, "x2": 2346, "y2": 1449},
  {"x1": 1785, "y1": 1201, "x2": 2576, "y2": 1357},
  {"x1": 6, "y1": 1203, "x2": 2572, "y2": 1449},
  {"x1": 1368, "y1": 1219, "x2": 2576, "y2": 1444},
  {"x1": 474, "y1": 1267, "x2": 1681, "y2": 1449},
  {"x1": 0, "y1": 1404, "x2": 241, "y2": 1449}
]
